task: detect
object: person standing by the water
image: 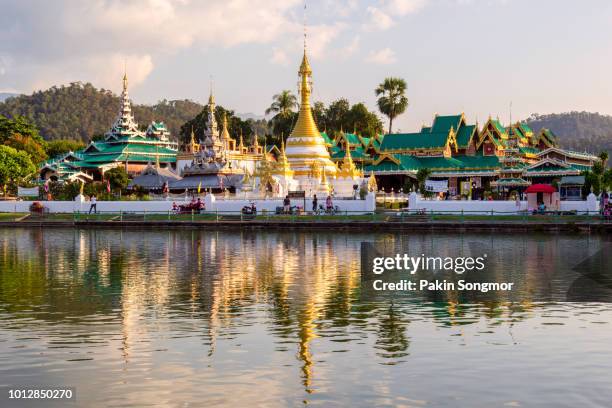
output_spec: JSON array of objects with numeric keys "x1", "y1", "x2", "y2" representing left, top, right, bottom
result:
[
  {"x1": 89, "y1": 195, "x2": 97, "y2": 214},
  {"x1": 283, "y1": 195, "x2": 291, "y2": 214},
  {"x1": 312, "y1": 194, "x2": 318, "y2": 214}
]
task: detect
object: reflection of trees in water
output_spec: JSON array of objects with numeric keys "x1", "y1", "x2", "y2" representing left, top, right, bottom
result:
[
  {"x1": 374, "y1": 303, "x2": 410, "y2": 362},
  {"x1": 1, "y1": 229, "x2": 607, "y2": 397}
]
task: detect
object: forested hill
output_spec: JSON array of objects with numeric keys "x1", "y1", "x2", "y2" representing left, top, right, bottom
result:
[
  {"x1": 525, "y1": 112, "x2": 612, "y2": 156},
  {"x1": 0, "y1": 82, "x2": 203, "y2": 141}
]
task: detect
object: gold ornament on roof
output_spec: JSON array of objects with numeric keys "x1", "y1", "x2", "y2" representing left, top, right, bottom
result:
[
  {"x1": 367, "y1": 171, "x2": 377, "y2": 192},
  {"x1": 337, "y1": 139, "x2": 362, "y2": 179}
]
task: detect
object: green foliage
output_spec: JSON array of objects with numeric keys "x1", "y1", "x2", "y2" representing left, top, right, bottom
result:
[
  {"x1": 415, "y1": 168, "x2": 431, "y2": 194},
  {"x1": 265, "y1": 90, "x2": 297, "y2": 117},
  {"x1": 0, "y1": 115, "x2": 44, "y2": 145},
  {"x1": 4, "y1": 133, "x2": 48, "y2": 164},
  {"x1": 345, "y1": 103, "x2": 383, "y2": 138},
  {"x1": 269, "y1": 112, "x2": 297, "y2": 144},
  {"x1": 49, "y1": 180, "x2": 81, "y2": 200},
  {"x1": 46, "y1": 139, "x2": 85, "y2": 158},
  {"x1": 179, "y1": 104, "x2": 253, "y2": 146},
  {"x1": 0, "y1": 145, "x2": 36, "y2": 185},
  {"x1": 308, "y1": 98, "x2": 383, "y2": 138},
  {"x1": 324, "y1": 98, "x2": 350, "y2": 132},
  {"x1": 375, "y1": 77, "x2": 409, "y2": 134},
  {"x1": 0, "y1": 82, "x2": 203, "y2": 142},
  {"x1": 132, "y1": 185, "x2": 148, "y2": 198},
  {"x1": 582, "y1": 170, "x2": 601, "y2": 196},
  {"x1": 603, "y1": 168, "x2": 612, "y2": 191},
  {"x1": 105, "y1": 167, "x2": 129, "y2": 191},
  {"x1": 265, "y1": 90, "x2": 298, "y2": 142}
]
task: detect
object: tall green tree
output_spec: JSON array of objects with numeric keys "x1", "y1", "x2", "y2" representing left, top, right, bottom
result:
[
  {"x1": 105, "y1": 167, "x2": 129, "y2": 192},
  {"x1": 345, "y1": 103, "x2": 384, "y2": 138},
  {"x1": 312, "y1": 101, "x2": 326, "y2": 130},
  {"x1": 325, "y1": 98, "x2": 350, "y2": 134},
  {"x1": 375, "y1": 77, "x2": 408, "y2": 134},
  {"x1": 599, "y1": 151, "x2": 609, "y2": 168},
  {"x1": 0, "y1": 145, "x2": 36, "y2": 186},
  {"x1": 265, "y1": 90, "x2": 298, "y2": 141},
  {"x1": 265, "y1": 90, "x2": 298, "y2": 117},
  {"x1": 0, "y1": 115, "x2": 44, "y2": 145},
  {"x1": 4, "y1": 133, "x2": 48, "y2": 165}
]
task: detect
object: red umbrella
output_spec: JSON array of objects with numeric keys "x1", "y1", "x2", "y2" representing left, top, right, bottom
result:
[{"x1": 525, "y1": 184, "x2": 557, "y2": 193}]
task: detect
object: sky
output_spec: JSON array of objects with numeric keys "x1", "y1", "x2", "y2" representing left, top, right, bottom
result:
[{"x1": 1, "y1": 0, "x2": 612, "y2": 132}]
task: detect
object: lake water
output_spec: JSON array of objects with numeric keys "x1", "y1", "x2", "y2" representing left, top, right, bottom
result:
[{"x1": 0, "y1": 228, "x2": 611, "y2": 407}]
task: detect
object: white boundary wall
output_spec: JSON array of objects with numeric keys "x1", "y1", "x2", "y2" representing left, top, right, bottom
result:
[
  {"x1": 0, "y1": 193, "x2": 377, "y2": 214},
  {"x1": 205, "y1": 193, "x2": 375, "y2": 214},
  {"x1": 408, "y1": 192, "x2": 599, "y2": 214}
]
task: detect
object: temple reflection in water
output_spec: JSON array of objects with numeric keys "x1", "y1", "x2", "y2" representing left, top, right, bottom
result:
[{"x1": 0, "y1": 228, "x2": 609, "y2": 402}]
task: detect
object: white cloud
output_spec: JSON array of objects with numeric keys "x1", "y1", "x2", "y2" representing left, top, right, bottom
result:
[
  {"x1": 386, "y1": 0, "x2": 427, "y2": 15},
  {"x1": 366, "y1": 48, "x2": 397, "y2": 64},
  {"x1": 363, "y1": 7, "x2": 395, "y2": 31},
  {"x1": 363, "y1": 0, "x2": 427, "y2": 31},
  {"x1": 0, "y1": 0, "x2": 335, "y2": 93},
  {"x1": 339, "y1": 36, "x2": 360, "y2": 58}
]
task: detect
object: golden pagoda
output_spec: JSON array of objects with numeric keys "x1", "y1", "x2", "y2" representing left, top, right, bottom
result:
[
  {"x1": 336, "y1": 139, "x2": 363, "y2": 179},
  {"x1": 284, "y1": 42, "x2": 337, "y2": 179}
]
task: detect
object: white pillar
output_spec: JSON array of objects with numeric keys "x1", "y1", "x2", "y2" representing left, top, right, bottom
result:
[
  {"x1": 365, "y1": 192, "x2": 376, "y2": 212},
  {"x1": 586, "y1": 192, "x2": 599, "y2": 212},
  {"x1": 409, "y1": 191, "x2": 419, "y2": 209},
  {"x1": 204, "y1": 193, "x2": 216, "y2": 211},
  {"x1": 74, "y1": 194, "x2": 85, "y2": 213}
]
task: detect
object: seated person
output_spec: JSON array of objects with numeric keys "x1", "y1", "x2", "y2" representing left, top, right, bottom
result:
[{"x1": 538, "y1": 202, "x2": 546, "y2": 213}]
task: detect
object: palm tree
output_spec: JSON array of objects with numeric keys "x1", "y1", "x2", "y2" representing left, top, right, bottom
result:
[
  {"x1": 265, "y1": 90, "x2": 298, "y2": 117},
  {"x1": 598, "y1": 151, "x2": 609, "y2": 168},
  {"x1": 375, "y1": 77, "x2": 408, "y2": 134}
]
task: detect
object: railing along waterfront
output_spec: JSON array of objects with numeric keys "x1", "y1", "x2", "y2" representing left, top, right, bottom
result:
[{"x1": 66, "y1": 209, "x2": 611, "y2": 224}]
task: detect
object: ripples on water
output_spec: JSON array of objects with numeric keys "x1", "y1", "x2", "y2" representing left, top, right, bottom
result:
[{"x1": 0, "y1": 228, "x2": 611, "y2": 407}]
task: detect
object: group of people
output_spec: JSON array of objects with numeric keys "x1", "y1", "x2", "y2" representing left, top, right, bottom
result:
[
  {"x1": 280, "y1": 194, "x2": 335, "y2": 215},
  {"x1": 172, "y1": 198, "x2": 205, "y2": 214}
]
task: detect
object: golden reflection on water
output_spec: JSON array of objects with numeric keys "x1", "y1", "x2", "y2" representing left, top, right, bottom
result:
[{"x1": 0, "y1": 228, "x2": 611, "y2": 407}]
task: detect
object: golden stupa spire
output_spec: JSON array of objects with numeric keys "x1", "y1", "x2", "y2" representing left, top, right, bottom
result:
[
  {"x1": 338, "y1": 135, "x2": 361, "y2": 178},
  {"x1": 221, "y1": 112, "x2": 230, "y2": 140},
  {"x1": 239, "y1": 130, "x2": 244, "y2": 150},
  {"x1": 208, "y1": 76, "x2": 215, "y2": 105},
  {"x1": 289, "y1": 32, "x2": 319, "y2": 138}
]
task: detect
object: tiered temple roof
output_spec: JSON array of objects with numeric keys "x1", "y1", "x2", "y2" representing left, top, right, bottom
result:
[{"x1": 39, "y1": 72, "x2": 178, "y2": 181}]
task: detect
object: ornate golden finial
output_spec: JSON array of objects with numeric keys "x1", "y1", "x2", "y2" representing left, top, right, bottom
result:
[
  {"x1": 253, "y1": 130, "x2": 259, "y2": 147},
  {"x1": 368, "y1": 170, "x2": 377, "y2": 192},
  {"x1": 221, "y1": 112, "x2": 230, "y2": 140},
  {"x1": 239, "y1": 131, "x2": 244, "y2": 150},
  {"x1": 122, "y1": 71, "x2": 128, "y2": 92}
]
